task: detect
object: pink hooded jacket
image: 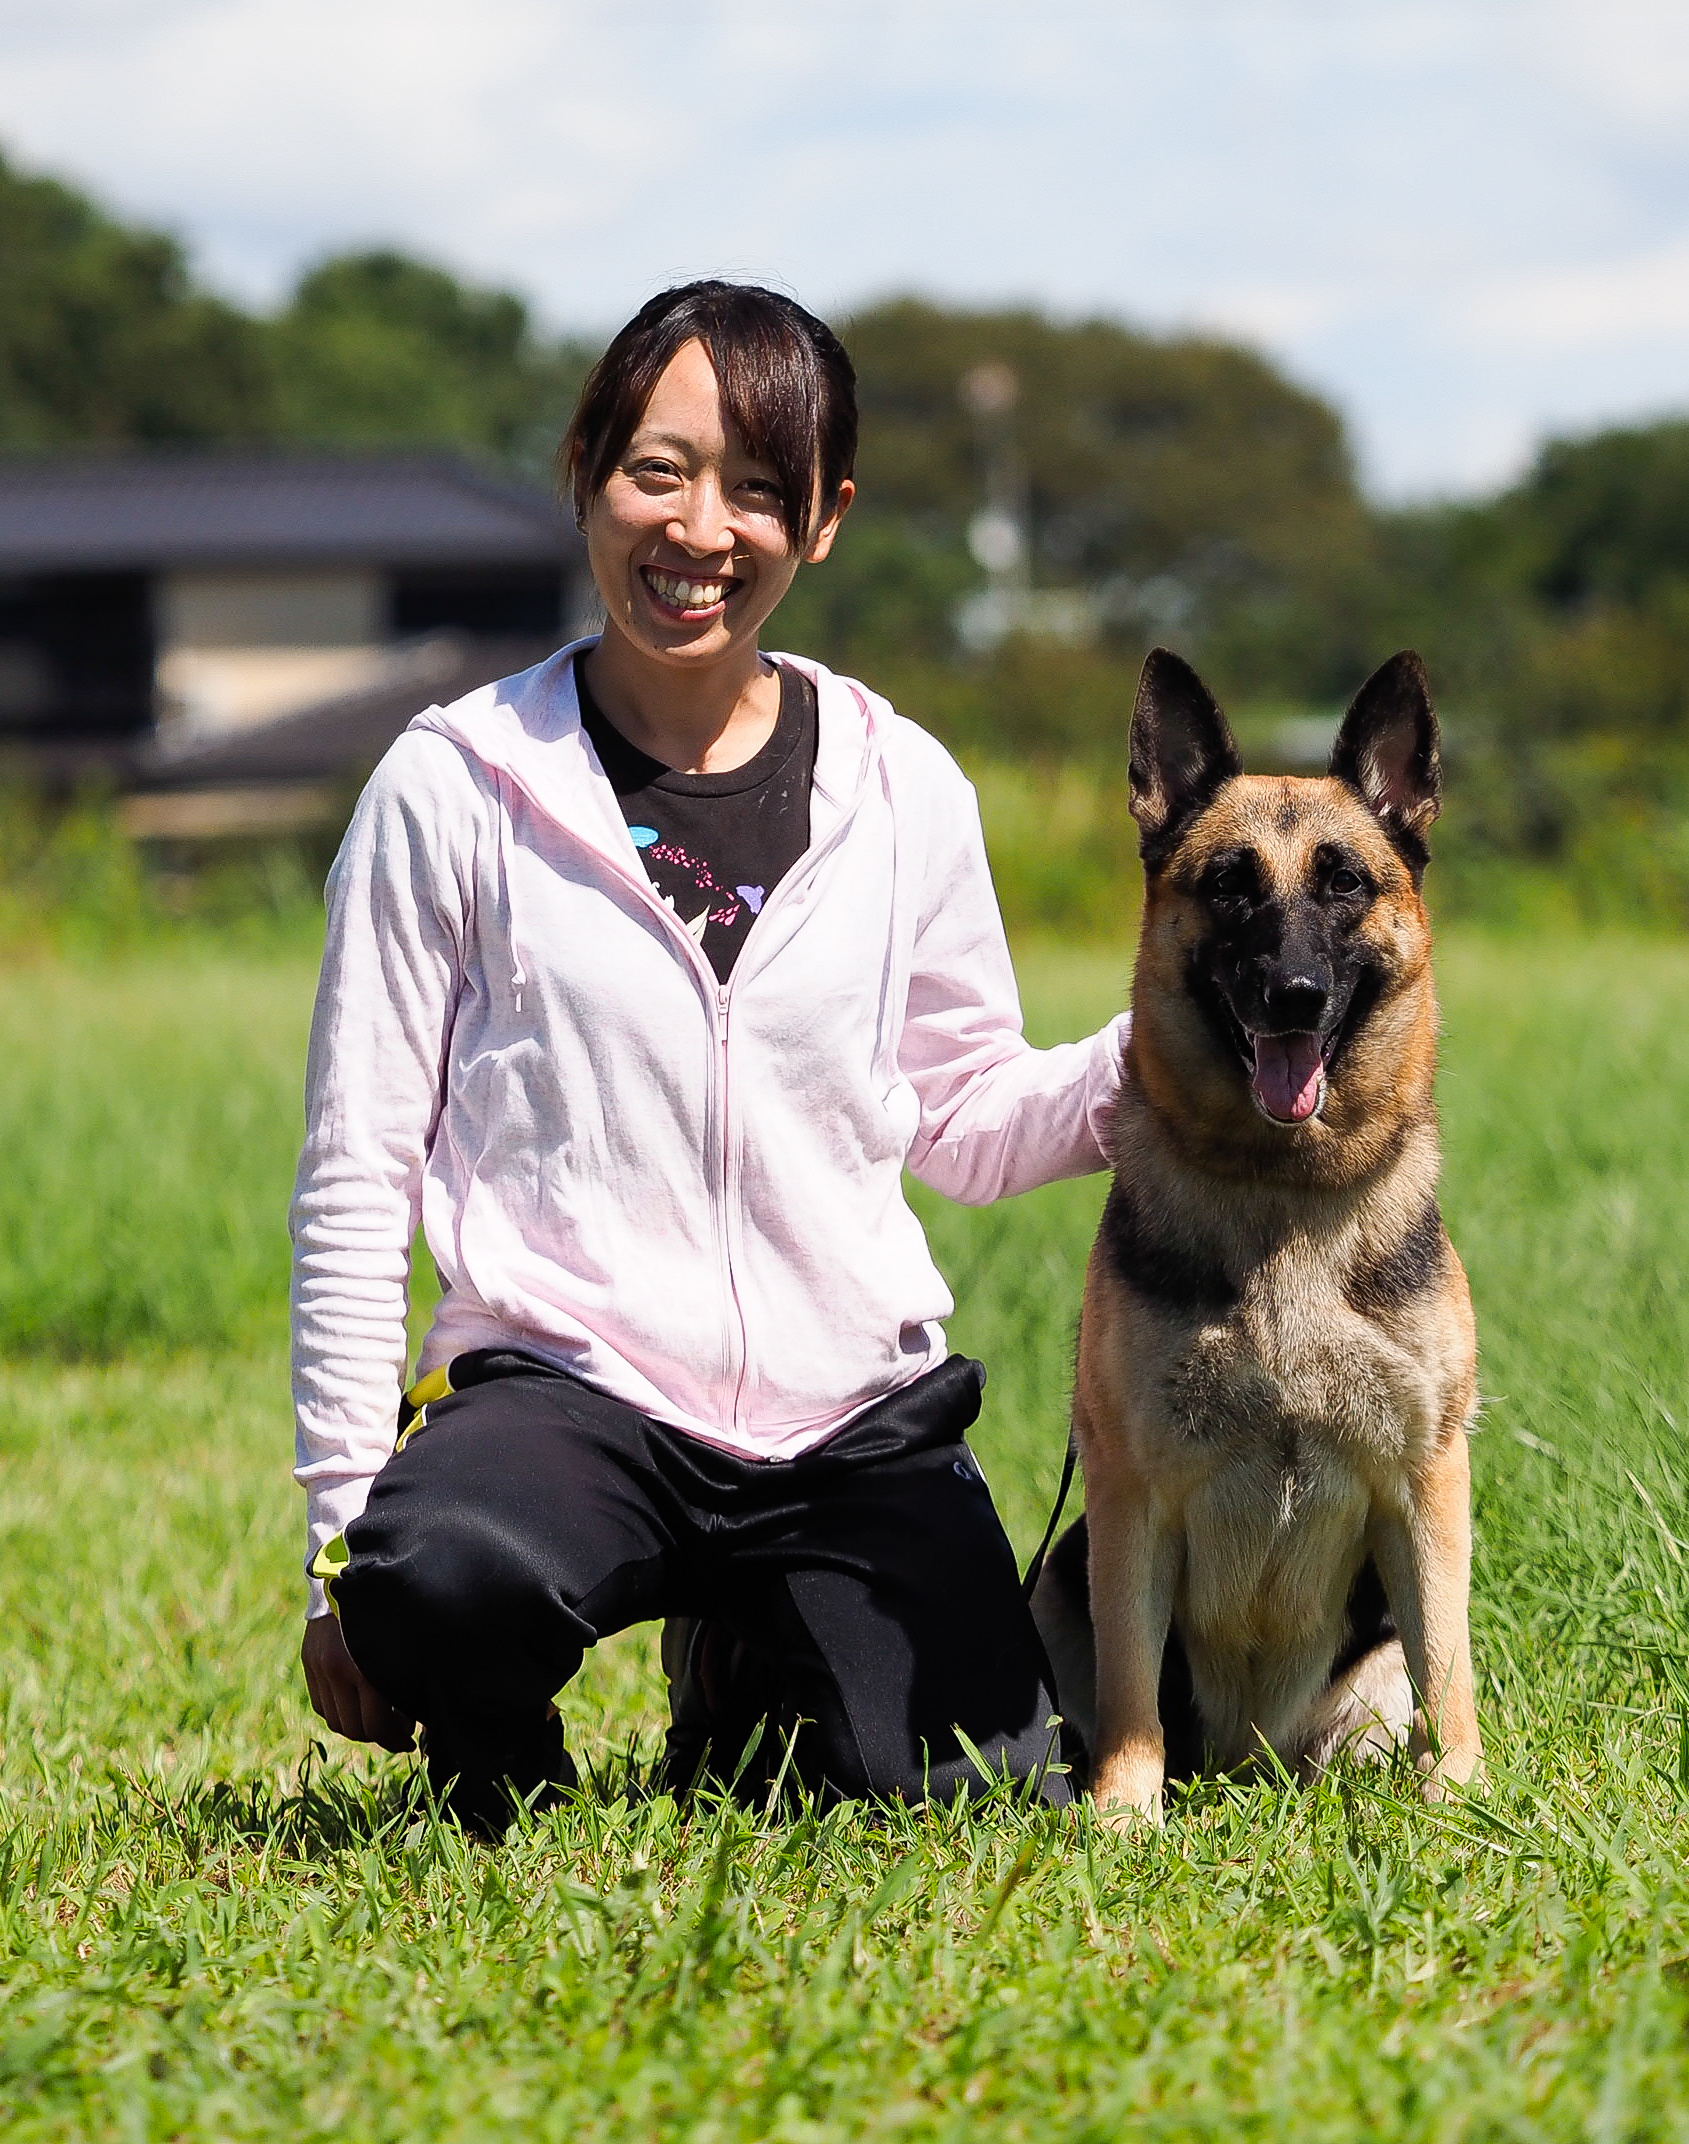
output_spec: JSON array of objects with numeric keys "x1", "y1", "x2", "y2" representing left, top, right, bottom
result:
[{"x1": 291, "y1": 642, "x2": 1127, "y2": 1611}]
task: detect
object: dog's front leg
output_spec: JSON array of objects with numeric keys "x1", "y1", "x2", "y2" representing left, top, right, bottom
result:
[
  {"x1": 1085, "y1": 1467, "x2": 1180, "y2": 1824},
  {"x1": 1371, "y1": 1433, "x2": 1483, "y2": 1799}
]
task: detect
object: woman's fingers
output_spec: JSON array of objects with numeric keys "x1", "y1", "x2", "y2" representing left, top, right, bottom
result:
[
  {"x1": 301, "y1": 1616, "x2": 415, "y2": 1750},
  {"x1": 300, "y1": 1617, "x2": 343, "y2": 1729},
  {"x1": 357, "y1": 1680, "x2": 417, "y2": 1752}
]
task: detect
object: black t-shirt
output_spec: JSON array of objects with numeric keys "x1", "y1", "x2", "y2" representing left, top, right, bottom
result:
[{"x1": 576, "y1": 658, "x2": 819, "y2": 983}]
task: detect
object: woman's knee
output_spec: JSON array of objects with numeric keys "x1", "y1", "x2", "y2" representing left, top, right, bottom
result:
[
  {"x1": 336, "y1": 1501, "x2": 589, "y2": 1719},
  {"x1": 342, "y1": 1496, "x2": 519, "y2": 1621}
]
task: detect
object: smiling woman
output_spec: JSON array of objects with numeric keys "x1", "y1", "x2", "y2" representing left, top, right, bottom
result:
[{"x1": 291, "y1": 280, "x2": 1129, "y2": 1835}]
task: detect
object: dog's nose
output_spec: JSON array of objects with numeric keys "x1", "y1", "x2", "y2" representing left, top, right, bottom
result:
[{"x1": 1262, "y1": 974, "x2": 1329, "y2": 1030}]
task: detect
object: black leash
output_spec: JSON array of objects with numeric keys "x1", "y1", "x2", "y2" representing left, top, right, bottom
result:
[{"x1": 1021, "y1": 1431, "x2": 1080, "y2": 1601}]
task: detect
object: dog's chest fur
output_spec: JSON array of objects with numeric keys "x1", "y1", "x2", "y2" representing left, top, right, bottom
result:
[
  {"x1": 1165, "y1": 1237, "x2": 1439, "y2": 1465},
  {"x1": 1163, "y1": 1260, "x2": 1418, "y2": 1723}
]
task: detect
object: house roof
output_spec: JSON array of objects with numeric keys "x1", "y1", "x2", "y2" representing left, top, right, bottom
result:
[{"x1": 0, "y1": 452, "x2": 579, "y2": 574}]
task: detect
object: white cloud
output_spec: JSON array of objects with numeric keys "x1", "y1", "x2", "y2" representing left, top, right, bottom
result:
[
  {"x1": 1532, "y1": 0, "x2": 1689, "y2": 124},
  {"x1": 1465, "y1": 236, "x2": 1689, "y2": 348},
  {"x1": 1189, "y1": 284, "x2": 1351, "y2": 349}
]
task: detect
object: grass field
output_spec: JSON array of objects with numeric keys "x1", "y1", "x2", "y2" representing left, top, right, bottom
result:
[{"x1": 1, "y1": 930, "x2": 1688, "y2": 2138}]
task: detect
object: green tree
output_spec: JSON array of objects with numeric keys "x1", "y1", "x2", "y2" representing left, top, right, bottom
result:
[
  {"x1": 0, "y1": 147, "x2": 595, "y2": 470},
  {"x1": 267, "y1": 250, "x2": 595, "y2": 472},
  {"x1": 1362, "y1": 418, "x2": 1689, "y2": 896},
  {"x1": 804, "y1": 297, "x2": 1379, "y2": 703},
  {"x1": 0, "y1": 149, "x2": 270, "y2": 444},
  {"x1": 1504, "y1": 418, "x2": 1689, "y2": 611}
]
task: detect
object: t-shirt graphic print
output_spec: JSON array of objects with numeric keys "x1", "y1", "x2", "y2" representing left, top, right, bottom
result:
[{"x1": 576, "y1": 659, "x2": 819, "y2": 983}]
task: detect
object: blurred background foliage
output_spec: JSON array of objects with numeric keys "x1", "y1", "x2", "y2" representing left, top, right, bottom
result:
[
  {"x1": 0, "y1": 150, "x2": 597, "y2": 457},
  {"x1": 7, "y1": 146, "x2": 1689, "y2": 932}
]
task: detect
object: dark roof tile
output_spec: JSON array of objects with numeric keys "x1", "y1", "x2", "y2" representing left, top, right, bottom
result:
[{"x1": 0, "y1": 451, "x2": 578, "y2": 573}]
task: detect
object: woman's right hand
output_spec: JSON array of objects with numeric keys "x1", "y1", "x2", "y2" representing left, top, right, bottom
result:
[{"x1": 301, "y1": 1615, "x2": 416, "y2": 1751}]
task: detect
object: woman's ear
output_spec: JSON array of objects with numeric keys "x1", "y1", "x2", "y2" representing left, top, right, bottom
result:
[
  {"x1": 804, "y1": 477, "x2": 855, "y2": 564},
  {"x1": 565, "y1": 440, "x2": 589, "y2": 531}
]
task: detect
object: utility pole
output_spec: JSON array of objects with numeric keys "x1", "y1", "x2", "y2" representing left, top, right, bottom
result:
[{"x1": 956, "y1": 361, "x2": 1028, "y2": 653}]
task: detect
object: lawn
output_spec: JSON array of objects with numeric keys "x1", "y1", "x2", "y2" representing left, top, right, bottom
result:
[{"x1": 0, "y1": 929, "x2": 1687, "y2": 2138}]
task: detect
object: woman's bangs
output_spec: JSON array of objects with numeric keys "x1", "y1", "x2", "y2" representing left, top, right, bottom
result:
[{"x1": 708, "y1": 323, "x2": 823, "y2": 549}]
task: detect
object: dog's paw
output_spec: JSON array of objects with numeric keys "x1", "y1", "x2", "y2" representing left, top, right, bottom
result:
[
  {"x1": 1090, "y1": 1750, "x2": 1166, "y2": 1829},
  {"x1": 1097, "y1": 1794, "x2": 1165, "y2": 1833},
  {"x1": 1416, "y1": 1741, "x2": 1486, "y2": 1802}
]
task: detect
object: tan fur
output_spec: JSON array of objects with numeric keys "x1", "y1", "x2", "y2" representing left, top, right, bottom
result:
[{"x1": 1063, "y1": 768, "x2": 1483, "y2": 1823}]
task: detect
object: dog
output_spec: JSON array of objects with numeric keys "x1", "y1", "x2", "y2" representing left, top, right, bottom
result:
[{"x1": 1031, "y1": 646, "x2": 1483, "y2": 1822}]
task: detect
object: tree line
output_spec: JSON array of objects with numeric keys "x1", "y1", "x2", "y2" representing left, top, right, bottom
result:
[
  {"x1": 6, "y1": 145, "x2": 1689, "y2": 913},
  {"x1": 0, "y1": 151, "x2": 596, "y2": 466}
]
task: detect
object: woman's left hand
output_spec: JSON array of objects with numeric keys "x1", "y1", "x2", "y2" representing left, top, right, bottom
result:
[{"x1": 301, "y1": 1614, "x2": 416, "y2": 1751}]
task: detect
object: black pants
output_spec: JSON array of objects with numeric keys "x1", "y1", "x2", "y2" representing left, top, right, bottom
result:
[{"x1": 335, "y1": 1352, "x2": 1068, "y2": 1808}]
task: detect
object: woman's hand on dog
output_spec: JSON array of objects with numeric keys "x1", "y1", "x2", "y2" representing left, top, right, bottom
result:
[{"x1": 301, "y1": 1616, "x2": 416, "y2": 1751}]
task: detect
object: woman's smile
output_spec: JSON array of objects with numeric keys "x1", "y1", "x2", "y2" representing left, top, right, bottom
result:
[{"x1": 639, "y1": 562, "x2": 742, "y2": 622}]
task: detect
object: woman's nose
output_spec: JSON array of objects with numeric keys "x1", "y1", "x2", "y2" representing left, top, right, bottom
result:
[{"x1": 666, "y1": 479, "x2": 735, "y2": 556}]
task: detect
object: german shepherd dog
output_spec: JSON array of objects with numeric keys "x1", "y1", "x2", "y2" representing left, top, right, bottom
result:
[{"x1": 1031, "y1": 648, "x2": 1482, "y2": 1822}]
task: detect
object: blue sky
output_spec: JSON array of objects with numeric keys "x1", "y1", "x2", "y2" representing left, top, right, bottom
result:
[{"x1": 3, "y1": 0, "x2": 1689, "y2": 498}]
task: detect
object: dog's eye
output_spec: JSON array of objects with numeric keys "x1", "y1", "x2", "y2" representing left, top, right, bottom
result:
[
  {"x1": 1209, "y1": 864, "x2": 1252, "y2": 900},
  {"x1": 1329, "y1": 867, "x2": 1365, "y2": 897}
]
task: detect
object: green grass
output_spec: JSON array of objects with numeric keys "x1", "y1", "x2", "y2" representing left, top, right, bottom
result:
[
  {"x1": 1, "y1": 932, "x2": 1688, "y2": 2136},
  {"x1": 0, "y1": 949, "x2": 306, "y2": 1358}
]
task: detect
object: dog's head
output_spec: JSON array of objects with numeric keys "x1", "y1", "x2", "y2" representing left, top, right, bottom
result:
[{"x1": 1127, "y1": 647, "x2": 1441, "y2": 1173}]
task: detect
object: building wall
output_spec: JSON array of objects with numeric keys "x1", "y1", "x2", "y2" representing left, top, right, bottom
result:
[
  {"x1": 153, "y1": 568, "x2": 390, "y2": 738},
  {"x1": 156, "y1": 568, "x2": 385, "y2": 650},
  {"x1": 390, "y1": 566, "x2": 565, "y2": 639},
  {"x1": 149, "y1": 563, "x2": 571, "y2": 739},
  {"x1": 0, "y1": 560, "x2": 573, "y2": 752}
]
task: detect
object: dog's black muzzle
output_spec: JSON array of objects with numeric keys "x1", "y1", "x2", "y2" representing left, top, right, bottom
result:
[
  {"x1": 1226, "y1": 964, "x2": 1346, "y2": 1046},
  {"x1": 1196, "y1": 939, "x2": 1370, "y2": 1082}
]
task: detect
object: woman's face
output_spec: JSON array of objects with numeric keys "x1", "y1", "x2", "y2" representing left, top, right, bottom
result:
[{"x1": 581, "y1": 337, "x2": 851, "y2": 674}]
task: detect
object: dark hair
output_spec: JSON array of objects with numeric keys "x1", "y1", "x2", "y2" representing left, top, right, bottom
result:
[{"x1": 561, "y1": 281, "x2": 857, "y2": 550}]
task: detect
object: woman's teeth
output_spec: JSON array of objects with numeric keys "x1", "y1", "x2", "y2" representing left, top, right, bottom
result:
[{"x1": 646, "y1": 569, "x2": 732, "y2": 610}]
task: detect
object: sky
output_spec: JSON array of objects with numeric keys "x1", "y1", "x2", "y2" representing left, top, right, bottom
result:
[{"x1": 3, "y1": 0, "x2": 1689, "y2": 500}]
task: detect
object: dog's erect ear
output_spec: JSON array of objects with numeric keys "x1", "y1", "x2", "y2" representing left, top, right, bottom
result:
[
  {"x1": 1328, "y1": 652, "x2": 1441, "y2": 877},
  {"x1": 1129, "y1": 649, "x2": 1242, "y2": 868}
]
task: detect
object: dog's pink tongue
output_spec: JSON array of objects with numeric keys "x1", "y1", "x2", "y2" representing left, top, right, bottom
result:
[{"x1": 1252, "y1": 1032, "x2": 1324, "y2": 1123}]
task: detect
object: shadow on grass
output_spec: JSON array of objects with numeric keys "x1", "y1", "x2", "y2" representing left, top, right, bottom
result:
[
  {"x1": 59, "y1": 1718, "x2": 1092, "y2": 1871},
  {"x1": 97, "y1": 1757, "x2": 433, "y2": 1860},
  {"x1": 77, "y1": 1732, "x2": 681, "y2": 1863}
]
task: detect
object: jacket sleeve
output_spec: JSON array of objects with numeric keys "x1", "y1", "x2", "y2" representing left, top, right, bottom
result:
[
  {"x1": 290, "y1": 733, "x2": 476, "y2": 1615},
  {"x1": 898, "y1": 747, "x2": 1128, "y2": 1207}
]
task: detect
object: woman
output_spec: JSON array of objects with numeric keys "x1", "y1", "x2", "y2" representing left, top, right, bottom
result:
[{"x1": 295, "y1": 281, "x2": 1126, "y2": 1833}]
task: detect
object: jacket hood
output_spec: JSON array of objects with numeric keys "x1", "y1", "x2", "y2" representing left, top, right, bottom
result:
[{"x1": 405, "y1": 636, "x2": 887, "y2": 864}]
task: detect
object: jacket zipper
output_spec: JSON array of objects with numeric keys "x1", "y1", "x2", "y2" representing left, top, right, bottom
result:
[
  {"x1": 705, "y1": 793, "x2": 871, "y2": 1430},
  {"x1": 516, "y1": 736, "x2": 874, "y2": 1437},
  {"x1": 714, "y1": 982, "x2": 746, "y2": 1415}
]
